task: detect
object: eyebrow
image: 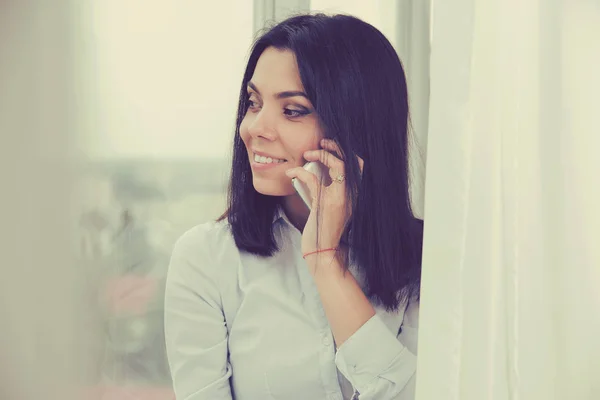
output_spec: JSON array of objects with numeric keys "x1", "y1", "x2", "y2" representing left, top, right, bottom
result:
[{"x1": 247, "y1": 81, "x2": 308, "y2": 100}]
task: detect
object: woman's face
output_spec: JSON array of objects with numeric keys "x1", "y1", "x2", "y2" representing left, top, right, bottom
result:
[{"x1": 240, "y1": 47, "x2": 323, "y2": 196}]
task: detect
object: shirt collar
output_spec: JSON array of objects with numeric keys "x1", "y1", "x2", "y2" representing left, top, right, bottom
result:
[{"x1": 272, "y1": 204, "x2": 293, "y2": 227}]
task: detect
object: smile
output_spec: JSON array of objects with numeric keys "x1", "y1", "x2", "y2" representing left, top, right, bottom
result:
[{"x1": 253, "y1": 152, "x2": 287, "y2": 164}]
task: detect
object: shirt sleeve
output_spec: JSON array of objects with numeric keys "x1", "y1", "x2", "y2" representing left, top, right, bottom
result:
[
  {"x1": 164, "y1": 224, "x2": 233, "y2": 400},
  {"x1": 334, "y1": 300, "x2": 420, "y2": 400}
]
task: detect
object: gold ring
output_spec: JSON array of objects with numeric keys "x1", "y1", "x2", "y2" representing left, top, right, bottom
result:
[{"x1": 334, "y1": 174, "x2": 345, "y2": 183}]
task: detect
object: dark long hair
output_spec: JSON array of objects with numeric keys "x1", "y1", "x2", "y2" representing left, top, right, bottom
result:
[{"x1": 217, "y1": 13, "x2": 422, "y2": 312}]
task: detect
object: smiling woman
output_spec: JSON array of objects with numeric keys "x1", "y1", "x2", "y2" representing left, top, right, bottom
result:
[
  {"x1": 241, "y1": 47, "x2": 322, "y2": 213},
  {"x1": 165, "y1": 13, "x2": 422, "y2": 400}
]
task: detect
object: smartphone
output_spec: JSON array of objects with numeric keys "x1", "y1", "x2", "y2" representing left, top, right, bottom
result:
[{"x1": 291, "y1": 161, "x2": 330, "y2": 210}]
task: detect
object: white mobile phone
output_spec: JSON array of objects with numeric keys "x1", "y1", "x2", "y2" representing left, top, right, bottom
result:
[{"x1": 291, "y1": 161, "x2": 329, "y2": 210}]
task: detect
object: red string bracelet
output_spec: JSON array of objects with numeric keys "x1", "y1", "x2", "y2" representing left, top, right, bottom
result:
[{"x1": 302, "y1": 247, "x2": 338, "y2": 259}]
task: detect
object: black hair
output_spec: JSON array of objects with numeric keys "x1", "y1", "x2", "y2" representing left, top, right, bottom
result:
[{"x1": 217, "y1": 13, "x2": 422, "y2": 312}]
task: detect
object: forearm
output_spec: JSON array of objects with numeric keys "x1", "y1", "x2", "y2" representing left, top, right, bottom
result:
[{"x1": 306, "y1": 253, "x2": 376, "y2": 347}]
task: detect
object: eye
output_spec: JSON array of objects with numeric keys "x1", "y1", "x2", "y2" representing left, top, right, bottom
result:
[
  {"x1": 247, "y1": 96, "x2": 261, "y2": 111},
  {"x1": 284, "y1": 108, "x2": 310, "y2": 118}
]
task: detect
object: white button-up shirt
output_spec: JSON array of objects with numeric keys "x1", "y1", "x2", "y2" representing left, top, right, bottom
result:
[{"x1": 165, "y1": 206, "x2": 419, "y2": 399}]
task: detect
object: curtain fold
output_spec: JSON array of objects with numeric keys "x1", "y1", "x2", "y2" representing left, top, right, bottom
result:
[{"x1": 418, "y1": 0, "x2": 600, "y2": 398}]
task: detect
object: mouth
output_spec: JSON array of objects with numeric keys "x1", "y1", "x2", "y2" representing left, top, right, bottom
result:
[{"x1": 251, "y1": 151, "x2": 288, "y2": 165}]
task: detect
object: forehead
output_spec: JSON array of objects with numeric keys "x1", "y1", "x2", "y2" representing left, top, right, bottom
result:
[{"x1": 251, "y1": 47, "x2": 304, "y2": 92}]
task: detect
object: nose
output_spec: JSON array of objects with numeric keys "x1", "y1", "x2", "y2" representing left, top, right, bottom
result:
[{"x1": 247, "y1": 107, "x2": 277, "y2": 141}]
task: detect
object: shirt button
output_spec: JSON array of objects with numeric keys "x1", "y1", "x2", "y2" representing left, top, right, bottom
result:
[{"x1": 322, "y1": 335, "x2": 332, "y2": 346}]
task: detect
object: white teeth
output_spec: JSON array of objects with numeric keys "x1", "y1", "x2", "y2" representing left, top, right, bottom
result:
[{"x1": 254, "y1": 153, "x2": 286, "y2": 164}]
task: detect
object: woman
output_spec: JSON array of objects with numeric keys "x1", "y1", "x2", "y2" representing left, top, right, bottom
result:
[{"x1": 165, "y1": 13, "x2": 422, "y2": 400}]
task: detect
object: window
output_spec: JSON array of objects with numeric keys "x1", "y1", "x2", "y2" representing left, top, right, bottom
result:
[{"x1": 81, "y1": 2, "x2": 254, "y2": 397}]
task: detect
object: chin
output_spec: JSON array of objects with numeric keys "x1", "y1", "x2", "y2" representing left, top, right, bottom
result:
[{"x1": 253, "y1": 180, "x2": 294, "y2": 197}]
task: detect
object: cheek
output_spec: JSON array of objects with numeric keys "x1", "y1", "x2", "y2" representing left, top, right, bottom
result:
[
  {"x1": 284, "y1": 124, "x2": 322, "y2": 157},
  {"x1": 291, "y1": 135, "x2": 321, "y2": 160}
]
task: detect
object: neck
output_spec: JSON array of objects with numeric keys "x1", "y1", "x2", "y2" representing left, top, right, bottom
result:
[{"x1": 282, "y1": 194, "x2": 310, "y2": 232}]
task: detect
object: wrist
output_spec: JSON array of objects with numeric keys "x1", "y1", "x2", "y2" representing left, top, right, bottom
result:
[
  {"x1": 302, "y1": 238, "x2": 341, "y2": 257},
  {"x1": 304, "y1": 248, "x2": 345, "y2": 277},
  {"x1": 302, "y1": 247, "x2": 338, "y2": 259}
]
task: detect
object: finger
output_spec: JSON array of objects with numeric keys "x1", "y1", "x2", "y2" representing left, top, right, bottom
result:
[
  {"x1": 320, "y1": 138, "x2": 344, "y2": 159},
  {"x1": 285, "y1": 167, "x2": 320, "y2": 200},
  {"x1": 322, "y1": 138, "x2": 364, "y2": 175},
  {"x1": 303, "y1": 149, "x2": 345, "y2": 173}
]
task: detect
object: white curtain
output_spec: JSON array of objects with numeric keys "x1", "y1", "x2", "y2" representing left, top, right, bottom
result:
[{"x1": 418, "y1": 0, "x2": 600, "y2": 399}]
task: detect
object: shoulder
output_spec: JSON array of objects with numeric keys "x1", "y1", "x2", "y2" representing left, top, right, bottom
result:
[
  {"x1": 168, "y1": 219, "x2": 237, "y2": 283},
  {"x1": 172, "y1": 219, "x2": 232, "y2": 254}
]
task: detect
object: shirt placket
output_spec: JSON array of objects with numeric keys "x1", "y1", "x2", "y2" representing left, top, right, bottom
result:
[{"x1": 291, "y1": 234, "x2": 346, "y2": 400}]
